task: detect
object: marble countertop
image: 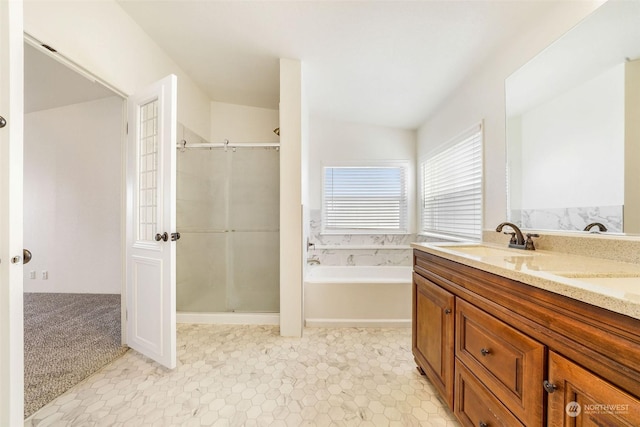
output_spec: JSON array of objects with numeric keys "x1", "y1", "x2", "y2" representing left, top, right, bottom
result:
[{"x1": 411, "y1": 241, "x2": 640, "y2": 320}]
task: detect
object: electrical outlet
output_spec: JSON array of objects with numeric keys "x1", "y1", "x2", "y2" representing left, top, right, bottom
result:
[
  {"x1": 29, "y1": 271, "x2": 36, "y2": 279},
  {"x1": 42, "y1": 271, "x2": 48, "y2": 280}
]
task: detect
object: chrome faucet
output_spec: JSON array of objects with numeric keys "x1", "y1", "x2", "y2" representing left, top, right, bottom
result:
[
  {"x1": 495, "y1": 222, "x2": 539, "y2": 250},
  {"x1": 583, "y1": 222, "x2": 607, "y2": 233}
]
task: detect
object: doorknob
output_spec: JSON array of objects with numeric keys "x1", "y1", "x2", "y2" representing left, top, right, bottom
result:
[
  {"x1": 171, "y1": 232, "x2": 181, "y2": 241},
  {"x1": 0, "y1": 116, "x2": 6, "y2": 128},
  {"x1": 23, "y1": 249, "x2": 32, "y2": 264},
  {"x1": 155, "y1": 232, "x2": 169, "y2": 242}
]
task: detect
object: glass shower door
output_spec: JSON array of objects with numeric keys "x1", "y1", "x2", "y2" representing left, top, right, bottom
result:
[
  {"x1": 176, "y1": 146, "x2": 279, "y2": 313},
  {"x1": 228, "y1": 148, "x2": 280, "y2": 312},
  {"x1": 176, "y1": 149, "x2": 228, "y2": 312}
]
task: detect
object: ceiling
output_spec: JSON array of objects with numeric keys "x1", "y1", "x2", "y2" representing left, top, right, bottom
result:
[
  {"x1": 116, "y1": 0, "x2": 559, "y2": 130},
  {"x1": 24, "y1": 1, "x2": 561, "y2": 128}
]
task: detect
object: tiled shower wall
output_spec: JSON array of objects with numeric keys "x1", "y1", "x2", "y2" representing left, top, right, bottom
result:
[
  {"x1": 176, "y1": 125, "x2": 280, "y2": 313},
  {"x1": 306, "y1": 210, "x2": 445, "y2": 266}
]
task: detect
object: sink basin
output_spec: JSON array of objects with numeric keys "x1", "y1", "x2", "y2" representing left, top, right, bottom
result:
[{"x1": 439, "y1": 244, "x2": 540, "y2": 258}]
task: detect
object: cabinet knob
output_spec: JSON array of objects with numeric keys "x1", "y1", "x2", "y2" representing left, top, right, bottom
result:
[
  {"x1": 444, "y1": 308, "x2": 452, "y2": 314},
  {"x1": 543, "y1": 380, "x2": 557, "y2": 394},
  {"x1": 480, "y1": 348, "x2": 491, "y2": 356},
  {"x1": 479, "y1": 422, "x2": 489, "y2": 427}
]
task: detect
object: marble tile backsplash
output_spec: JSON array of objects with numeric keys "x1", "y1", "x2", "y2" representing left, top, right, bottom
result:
[
  {"x1": 493, "y1": 205, "x2": 640, "y2": 265},
  {"x1": 510, "y1": 205, "x2": 623, "y2": 233},
  {"x1": 307, "y1": 210, "x2": 445, "y2": 266}
]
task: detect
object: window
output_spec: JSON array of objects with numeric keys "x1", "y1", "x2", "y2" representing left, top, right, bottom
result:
[
  {"x1": 322, "y1": 164, "x2": 408, "y2": 233},
  {"x1": 421, "y1": 124, "x2": 482, "y2": 240}
]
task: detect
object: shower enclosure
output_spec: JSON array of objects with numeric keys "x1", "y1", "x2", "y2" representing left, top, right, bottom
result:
[{"x1": 176, "y1": 138, "x2": 280, "y2": 314}]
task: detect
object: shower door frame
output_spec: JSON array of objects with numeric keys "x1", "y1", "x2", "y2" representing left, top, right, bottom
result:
[{"x1": 176, "y1": 146, "x2": 281, "y2": 316}]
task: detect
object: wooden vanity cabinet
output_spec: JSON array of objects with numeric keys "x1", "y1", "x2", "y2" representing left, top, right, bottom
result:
[
  {"x1": 413, "y1": 249, "x2": 640, "y2": 427},
  {"x1": 412, "y1": 272, "x2": 455, "y2": 407}
]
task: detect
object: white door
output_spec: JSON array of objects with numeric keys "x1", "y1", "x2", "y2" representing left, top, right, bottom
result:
[
  {"x1": 126, "y1": 75, "x2": 177, "y2": 369},
  {"x1": 0, "y1": 0, "x2": 24, "y2": 423}
]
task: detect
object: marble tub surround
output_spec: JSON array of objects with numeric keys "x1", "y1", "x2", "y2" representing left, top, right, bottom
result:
[
  {"x1": 412, "y1": 241, "x2": 640, "y2": 320},
  {"x1": 308, "y1": 248, "x2": 413, "y2": 267},
  {"x1": 307, "y1": 236, "x2": 447, "y2": 266},
  {"x1": 307, "y1": 209, "x2": 455, "y2": 266},
  {"x1": 308, "y1": 209, "x2": 415, "y2": 266}
]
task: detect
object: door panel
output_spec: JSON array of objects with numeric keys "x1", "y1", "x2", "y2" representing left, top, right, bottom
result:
[
  {"x1": 547, "y1": 351, "x2": 640, "y2": 426},
  {"x1": 0, "y1": 0, "x2": 24, "y2": 423},
  {"x1": 126, "y1": 75, "x2": 177, "y2": 369},
  {"x1": 412, "y1": 272, "x2": 455, "y2": 407},
  {"x1": 131, "y1": 256, "x2": 163, "y2": 350}
]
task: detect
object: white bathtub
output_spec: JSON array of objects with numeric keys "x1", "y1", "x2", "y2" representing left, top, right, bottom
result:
[{"x1": 304, "y1": 265, "x2": 412, "y2": 328}]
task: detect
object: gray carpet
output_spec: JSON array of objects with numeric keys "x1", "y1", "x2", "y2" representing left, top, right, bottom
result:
[{"x1": 23, "y1": 293, "x2": 128, "y2": 419}]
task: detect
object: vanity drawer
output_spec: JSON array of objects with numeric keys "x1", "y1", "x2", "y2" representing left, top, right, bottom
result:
[
  {"x1": 456, "y1": 298, "x2": 545, "y2": 426},
  {"x1": 455, "y1": 359, "x2": 524, "y2": 427}
]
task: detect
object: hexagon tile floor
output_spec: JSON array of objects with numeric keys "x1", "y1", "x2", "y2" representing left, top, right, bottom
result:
[{"x1": 25, "y1": 324, "x2": 460, "y2": 426}]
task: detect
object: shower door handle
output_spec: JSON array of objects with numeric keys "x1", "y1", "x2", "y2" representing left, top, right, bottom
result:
[{"x1": 171, "y1": 232, "x2": 181, "y2": 241}]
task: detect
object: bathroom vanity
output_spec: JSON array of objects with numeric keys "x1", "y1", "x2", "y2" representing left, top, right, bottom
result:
[{"x1": 411, "y1": 242, "x2": 640, "y2": 427}]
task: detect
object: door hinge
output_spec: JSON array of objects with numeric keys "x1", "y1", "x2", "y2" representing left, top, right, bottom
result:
[
  {"x1": 125, "y1": 309, "x2": 128, "y2": 321},
  {"x1": 126, "y1": 122, "x2": 129, "y2": 135}
]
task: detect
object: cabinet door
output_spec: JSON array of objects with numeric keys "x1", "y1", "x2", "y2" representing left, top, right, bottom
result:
[
  {"x1": 547, "y1": 351, "x2": 640, "y2": 426},
  {"x1": 413, "y1": 272, "x2": 455, "y2": 407}
]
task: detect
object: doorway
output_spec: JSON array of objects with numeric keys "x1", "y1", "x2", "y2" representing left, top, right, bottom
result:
[{"x1": 22, "y1": 41, "x2": 127, "y2": 418}]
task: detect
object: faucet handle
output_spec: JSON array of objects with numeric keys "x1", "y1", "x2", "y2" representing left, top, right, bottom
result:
[
  {"x1": 525, "y1": 233, "x2": 539, "y2": 250},
  {"x1": 503, "y1": 231, "x2": 517, "y2": 245}
]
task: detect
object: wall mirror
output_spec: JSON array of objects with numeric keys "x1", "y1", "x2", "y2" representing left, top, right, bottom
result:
[{"x1": 506, "y1": 0, "x2": 640, "y2": 234}]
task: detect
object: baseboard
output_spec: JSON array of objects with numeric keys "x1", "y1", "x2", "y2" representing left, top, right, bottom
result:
[
  {"x1": 177, "y1": 312, "x2": 280, "y2": 325},
  {"x1": 304, "y1": 318, "x2": 411, "y2": 328}
]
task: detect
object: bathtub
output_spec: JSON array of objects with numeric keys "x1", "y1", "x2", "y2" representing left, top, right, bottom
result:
[{"x1": 304, "y1": 265, "x2": 412, "y2": 328}]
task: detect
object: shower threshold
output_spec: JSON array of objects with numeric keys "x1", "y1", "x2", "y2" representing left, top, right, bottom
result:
[{"x1": 176, "y1": 311, "x2": 279, "y2": 325}]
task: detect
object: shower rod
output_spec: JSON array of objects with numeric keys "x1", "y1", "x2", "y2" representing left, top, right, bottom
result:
[{"x1": 176, "y1": 139, "x2": 280, "y2": 151}]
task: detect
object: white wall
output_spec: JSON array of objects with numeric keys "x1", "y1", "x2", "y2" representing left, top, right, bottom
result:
[
  {"x1": 211, "y1": 102, "x2": 279, "y2": 143},
  {"x1": 23, "y1": 97, "x2": 123, "y2": 293},
  {"x1": 517, "y1": 63, "x2": 624, "y2": 209},
  {"x1": 416, "y1": 1, "x2": 604, "y2": 231},
  {"x1": 308, "y1": 115, "x2": 416, "y2": 230},
  {"x1": 24, "y1": 0, "x2": 211, "y2": 139}
]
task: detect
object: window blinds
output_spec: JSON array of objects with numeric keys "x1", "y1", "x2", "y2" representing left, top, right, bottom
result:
[
  {"x1": 421, "y1": 125, "x2": 482, "y2": 239},
  {"x1": 323, "y1": 165, "x2": 408, "y2": 233}
]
